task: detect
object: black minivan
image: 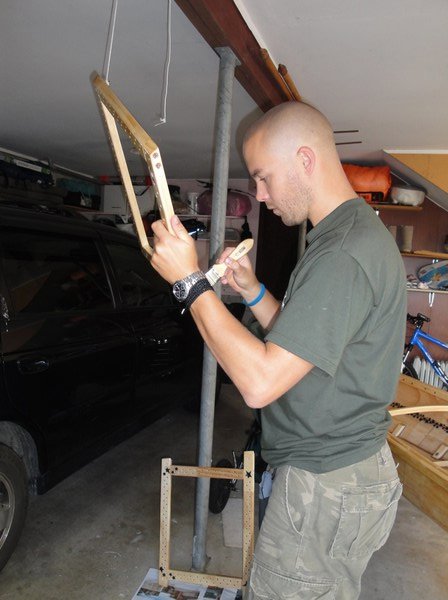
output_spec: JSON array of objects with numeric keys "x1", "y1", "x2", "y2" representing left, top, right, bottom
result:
[{"x1": 0, "y1": 201, "x2": 206, "y2": 571}]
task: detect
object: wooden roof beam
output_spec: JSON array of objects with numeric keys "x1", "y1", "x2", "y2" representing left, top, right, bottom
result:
[{"x1": 174, "y1": 0, "x2": 291, "y2": 111}]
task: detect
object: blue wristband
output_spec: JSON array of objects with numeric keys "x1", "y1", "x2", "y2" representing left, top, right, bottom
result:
[{"x1": 243, "y1": 283, "x2": 266, "y2": 307}]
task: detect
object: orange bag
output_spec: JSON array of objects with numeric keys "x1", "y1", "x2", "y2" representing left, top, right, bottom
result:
[{"x1": 342, "y1": 164, "x2": 391, "y2": 202}]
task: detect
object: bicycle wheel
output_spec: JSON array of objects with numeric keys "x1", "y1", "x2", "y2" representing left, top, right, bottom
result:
[
  {"x1": 402, "y1": 361, "x2": 418, "y2": 380},
  {"x1": 209, "y1": 458, "x2": 232, "y2": 514}
]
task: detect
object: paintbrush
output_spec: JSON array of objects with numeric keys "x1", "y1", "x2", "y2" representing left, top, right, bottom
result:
[{"x1": 205, "y1": 239, "x2": 254, "y2": 286}]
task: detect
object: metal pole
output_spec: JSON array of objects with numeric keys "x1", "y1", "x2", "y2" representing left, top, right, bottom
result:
[
  {"x1": 102, "y1": 0, "x2": 119, "y2": 83},
  {"x1": 192, "y1": 47, "x2": 239, "y2": 572}
]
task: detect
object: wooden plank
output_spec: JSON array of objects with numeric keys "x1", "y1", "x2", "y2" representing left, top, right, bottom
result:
[
  {"x1": 99, "y1": 102, "x2": 152, "y2": 258},
  {"x1": 371, "y1": 204, "x2": 423, "y2": 211},
  {"x1": 242, "y1": 451, "x2": 255, "y2": 588},
  {"x1": 159, "y1": 458, "x2": 173, "y2": 584},
  {"x1": 168, "y1": 464, "x2": 245, "y2": 480},
  {"x1": 260, "y1": 49, "x2": 294, "y2": 100},
  {"x1": 174, "y1": 0, "x2": 290, "y2": 111},
  {"x1": 389, "y1": 404, "x2": 448, "y2": 417},
  {"x1": 407, "y1": 289, "x2": 448, "y2": 295},
  {"x1": 94, "y1": 73, "x2": 158, "y2": 158},
  {"x1": 396, "y1": 374, "x2": 448, "y2": 403},
  {"x1": 278, "y1": 63, "x2": 302, "y2": 101},
  {"x1": 168, "y1": 570, "x2": 241, "y2": 589},
  {"x1": 93, "y1": 73, "x2": 175, "y2": 247},
  {"x1": 387, "y1": 375, "x2": 448, "y2": 531},
  {"x1": 412, "y1": 249, "x2": 448, "y2": 259},
  {"x1": 390, "y1": 438, "x2": 448, "y2": 531},
  {"x1": 388, "y1": 435, "x2": 448, "y2": 492}
]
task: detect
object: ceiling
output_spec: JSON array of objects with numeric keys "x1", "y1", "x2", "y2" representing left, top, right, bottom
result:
[{"x1": 0, "y1": 0, "x2": 447, "y2": 182}]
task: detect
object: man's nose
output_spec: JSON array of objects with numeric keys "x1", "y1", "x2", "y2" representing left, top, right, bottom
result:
[{"x1": 256, "y1": 182, "x2": 269, "y2": 203}]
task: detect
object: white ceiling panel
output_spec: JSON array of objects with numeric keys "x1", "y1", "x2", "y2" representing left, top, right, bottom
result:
[
  {"x1": 0, "y1": 0, "x2": 447, "y2": 180},
  {"x1": 236, "y1": 0, "x2": 448, "y2": 161},
  {"x1": 0, "y1": 0, "x2": 259, "y2": 178}
]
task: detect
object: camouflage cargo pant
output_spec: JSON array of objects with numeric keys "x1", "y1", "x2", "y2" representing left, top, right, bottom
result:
[{"x1": 245, "y1": 443, "x2": 402, "y2": 600}]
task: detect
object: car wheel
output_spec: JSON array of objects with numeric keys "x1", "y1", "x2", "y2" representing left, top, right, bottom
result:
[{"x1": 0, "y1": 445, "x2": 29, "y2": 572}]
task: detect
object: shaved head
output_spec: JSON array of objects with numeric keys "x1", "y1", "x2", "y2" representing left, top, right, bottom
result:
[
  {"x1": 242, "y1": 102, "x2": 355, "y2": 226},
  {"x1": 244, "y1": 101, "x2": 336, "y2": 159}
]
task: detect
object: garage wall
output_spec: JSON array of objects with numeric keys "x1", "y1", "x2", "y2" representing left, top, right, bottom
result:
[{"x1": 379, "y1": 200, "x2": 448, "y2": 360}]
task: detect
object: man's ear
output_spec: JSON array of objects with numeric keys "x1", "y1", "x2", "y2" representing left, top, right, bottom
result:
[{"x1": 297, "y1": 146, "x2": 315, "y2": 174}]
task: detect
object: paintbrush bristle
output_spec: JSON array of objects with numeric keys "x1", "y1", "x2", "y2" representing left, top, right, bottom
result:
[{"x1": 205, "y1": 265, "x2": 222, "y2": 286}]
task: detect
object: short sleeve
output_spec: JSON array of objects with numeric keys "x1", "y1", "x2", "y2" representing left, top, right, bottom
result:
[{"x1": 265, "y1": 251, "x2": 373, "y2": 376}]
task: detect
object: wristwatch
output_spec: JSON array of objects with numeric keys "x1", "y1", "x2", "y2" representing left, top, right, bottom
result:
[{"x1": 172, "y1": 271, "x2": 207, "y2": 302}]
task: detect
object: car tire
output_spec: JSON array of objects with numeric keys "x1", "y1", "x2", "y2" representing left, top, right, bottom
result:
[
  {"x1": 0, "y1": 445, "x2": 29, "y2": 572},
  {"x1": 209, "y1": 458, "x2": 233, "y2": 514}
]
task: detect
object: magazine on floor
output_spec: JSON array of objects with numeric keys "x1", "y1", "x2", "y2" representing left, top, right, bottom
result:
[{"x1": 133, "y1": 568, "x2": 241, "y2": 600}]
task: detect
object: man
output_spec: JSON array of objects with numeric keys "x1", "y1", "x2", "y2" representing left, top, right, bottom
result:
[{"x1": 150, "y1": 101, "x2": 406, "y2": 599}]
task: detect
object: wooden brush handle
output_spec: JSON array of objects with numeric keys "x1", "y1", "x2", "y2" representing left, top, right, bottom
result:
[
  {"x1": 229, "y1": 238, "x2": 254, "y2": 261},
  {"x1": 211, "y1": 239, "x2": 254, "y2": 277}
]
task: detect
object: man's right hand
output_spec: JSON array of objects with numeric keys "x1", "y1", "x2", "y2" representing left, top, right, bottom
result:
[
  {"x1": 217, "y1": 247, "x2": 260, "y2": 301},
  {"x1": 218, "y1": 245, "x2": 281, "y2": 330}
]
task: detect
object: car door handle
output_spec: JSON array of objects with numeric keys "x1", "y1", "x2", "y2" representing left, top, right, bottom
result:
[{"x1": 17, "y1": 357, "x2": 50, "y2": 374}]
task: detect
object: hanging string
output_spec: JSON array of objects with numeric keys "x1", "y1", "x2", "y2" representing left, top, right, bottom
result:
[
  {"x1": 102, "y1": 0, "x2": 119, "y2": 83},
  {"x1": 155, "y1": 0, "x2": 172, "y2": 126}
]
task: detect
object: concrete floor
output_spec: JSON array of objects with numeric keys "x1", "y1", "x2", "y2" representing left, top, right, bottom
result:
[{"x1": 0, "y1": 384, "x2": 447, "y2": 599}]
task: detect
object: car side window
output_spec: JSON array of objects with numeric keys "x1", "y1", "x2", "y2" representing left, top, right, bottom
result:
[
  {"x1": 0, "y1": 227, "x2": 113, "y2": 314},
  {"x1": 106, "y1": 242, "x2": 171, "y2": 308}
]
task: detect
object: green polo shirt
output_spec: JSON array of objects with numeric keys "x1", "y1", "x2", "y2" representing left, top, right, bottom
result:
[{"x1": 262, "y1": 198, "x2": 407, "y2": 473}]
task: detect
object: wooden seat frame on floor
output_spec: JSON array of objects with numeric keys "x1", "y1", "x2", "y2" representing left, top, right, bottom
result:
[{"x1": 159, "y1": 451, "x2": 255, "y2": 590}]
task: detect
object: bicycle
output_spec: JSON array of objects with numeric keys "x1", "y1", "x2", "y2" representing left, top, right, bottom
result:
[{"x1": 402, "y1": 312, "x2": 448, "y2": 390}]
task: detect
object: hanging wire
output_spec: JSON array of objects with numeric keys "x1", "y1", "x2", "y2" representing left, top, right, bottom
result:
[
  {"x1": 155, "y1": 0, "x2": 172, "y2": 126},
  {"x1": 102, "y1": 0, "x2": 119, "y2": 83}
]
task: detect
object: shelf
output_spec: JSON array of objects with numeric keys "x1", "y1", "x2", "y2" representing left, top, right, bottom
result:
[
  {"x1": 196, "y1": 238, "x2": 240, "y2": 243},
  {"x1": 401, "y1": 251, "x2": 448, "y2": 260},
  {"x1": 407, "y1": 288, "x2": 448, "y2": 295},
  {"x1": 178, "y1": 214, "x2": 245, "y2": 220},
  {"x1": 370, "y1": 203, "x2": 423, "y2": 211}
]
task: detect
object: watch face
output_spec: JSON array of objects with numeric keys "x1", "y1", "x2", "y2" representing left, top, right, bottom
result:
[
  {"x1": 172, "y1": 271, "x2": 204, "y2": 302},
  {"x1": 173, "y1": 280, "x2": 188, "y2": 301}
]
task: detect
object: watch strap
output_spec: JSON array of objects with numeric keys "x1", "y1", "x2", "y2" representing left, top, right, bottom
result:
[
  {"x1": 184, "y1": 278, "x2": 213, "y2": 310},
  {"x1": 173, "y1": 270, "x2": 206, "y2": 302}
]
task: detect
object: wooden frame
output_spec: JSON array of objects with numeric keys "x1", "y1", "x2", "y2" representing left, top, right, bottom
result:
[
  {"x1": 159, "y1": 451, "x2": 255, "y2": 590},
  {"x1": 388, "y1": 375, "x2": 448, "y2": 530},
  {"x1": 92, "y1": 72, "x2": 175, "y2": 259}
]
